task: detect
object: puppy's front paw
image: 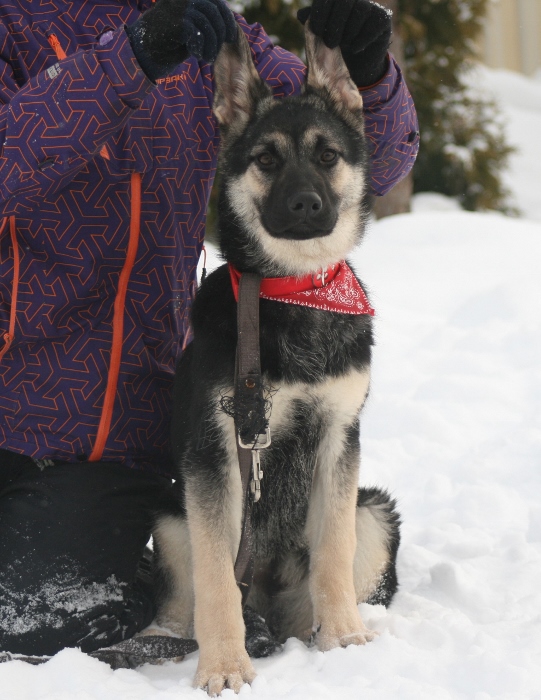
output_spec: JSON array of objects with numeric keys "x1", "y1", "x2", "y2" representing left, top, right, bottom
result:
[
  {"x1": 195, "y1": 650, "x2": 256, "y2": 696},
  {"x1": 316, "y1": 611, "x2": 377, "y2": 651}
]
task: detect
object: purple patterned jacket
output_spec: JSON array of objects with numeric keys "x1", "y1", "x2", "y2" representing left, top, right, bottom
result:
[{"x1": 0, "y1": 0, "x2": 419, "y2": 475}]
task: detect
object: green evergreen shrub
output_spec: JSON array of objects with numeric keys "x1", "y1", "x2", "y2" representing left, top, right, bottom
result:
[{"x1": 399, "y1": 0, "x2": 515, "y2": 212}]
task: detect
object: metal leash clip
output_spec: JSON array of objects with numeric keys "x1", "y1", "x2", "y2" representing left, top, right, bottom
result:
[
  {"x1": 239, "y1": 428, "x2": 271, "y2": 502},
  {"x1": 250, "y1": 448, "x2": 264, "y2": 502}
]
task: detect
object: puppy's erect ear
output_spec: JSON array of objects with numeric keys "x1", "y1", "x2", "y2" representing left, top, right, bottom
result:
[
  {"x1": 304, "y1": 22, "x2": 364, "y2": 119},
  {"x1": 213, "y1": 25, "x2": 272, "y2": 133}
]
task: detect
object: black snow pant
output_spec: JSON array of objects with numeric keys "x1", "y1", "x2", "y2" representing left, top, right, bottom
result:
[{"x1": 0, "y1": 448, "x2": 171, "y2": 656}]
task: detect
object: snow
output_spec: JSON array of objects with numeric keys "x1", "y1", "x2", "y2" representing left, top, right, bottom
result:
[{"x1": 2, "y1": 68, "x2": 541, "y2": 699}]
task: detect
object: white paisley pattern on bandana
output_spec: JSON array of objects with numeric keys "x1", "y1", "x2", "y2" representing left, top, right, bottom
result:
[{"x1": 260, "y1": 262, "x2": 375, "y2": 316}]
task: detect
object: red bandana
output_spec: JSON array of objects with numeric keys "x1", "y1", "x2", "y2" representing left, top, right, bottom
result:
[{"x1": 228, "y1": 261, "x2": 375, "y2": 316}]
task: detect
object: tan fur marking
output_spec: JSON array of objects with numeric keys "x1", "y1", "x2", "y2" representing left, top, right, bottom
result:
[
  {"x1": 249, "y1": 131, "x2": 292, "y2": 157},
  {"x1": 299, "y1": 127, "x2": 320, "y2": 151}
]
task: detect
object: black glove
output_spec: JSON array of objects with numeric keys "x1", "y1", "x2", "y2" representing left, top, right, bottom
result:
[
  {"x1": 297, "y1": 0, "x2": 392, "y2": 87},
  {"x1": 126, "y1": 0, "x2": 237, "y2": 83}
]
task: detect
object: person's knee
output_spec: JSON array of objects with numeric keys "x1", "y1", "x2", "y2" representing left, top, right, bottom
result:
[{"x1": 0, "y1": 565, "x2": 133, "y2": 656}]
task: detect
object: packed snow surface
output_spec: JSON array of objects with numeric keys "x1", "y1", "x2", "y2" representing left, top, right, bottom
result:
[{"x1": 2, "y1": 68, "x2": 541, "y2": 699}]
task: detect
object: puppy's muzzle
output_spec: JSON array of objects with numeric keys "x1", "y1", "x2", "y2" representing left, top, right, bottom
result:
[{"x1": 265, "y1": 189, "x2": 337, "y2": 240}]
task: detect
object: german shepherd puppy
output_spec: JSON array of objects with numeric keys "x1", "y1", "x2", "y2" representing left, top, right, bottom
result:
[{"x1": 153, "y1": 24, "x2": 400, "y2": 695}]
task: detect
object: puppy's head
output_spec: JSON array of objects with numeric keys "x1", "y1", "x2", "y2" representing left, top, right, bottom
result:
[{"x1": 213, "y1": 24, "x2": 370, "y2": 276}]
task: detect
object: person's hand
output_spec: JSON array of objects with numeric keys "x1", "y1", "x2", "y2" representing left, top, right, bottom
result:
[
  {"x1": 175, "y1": 0, "x2": 238, "y2": 63},
  {"x1": 126, "y1": 0, "x2": 237, "y2": 82},
  {"x1": 297, "y1": 0, "x2": 392, "y2": 87}
]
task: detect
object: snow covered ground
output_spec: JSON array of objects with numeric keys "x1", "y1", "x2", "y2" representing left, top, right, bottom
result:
[{"x1": 2, "y1": 68, "x2": 541, "y2": 699}]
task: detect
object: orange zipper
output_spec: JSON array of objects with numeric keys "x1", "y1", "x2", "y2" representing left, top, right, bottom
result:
[
  {"x1": 47, "y1": 33, "x2": 67, "y2": 60},
  {"x1": 0, "y1": 216, "x2": 20, "y2": 362},
  {"x1": 89, "y1": 172, "x2": 142, "y2": 461}
]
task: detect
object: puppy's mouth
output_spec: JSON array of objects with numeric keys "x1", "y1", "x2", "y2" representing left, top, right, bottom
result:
[{"x1": 268, "y1": 224, "x2": 334, "y2": 241}]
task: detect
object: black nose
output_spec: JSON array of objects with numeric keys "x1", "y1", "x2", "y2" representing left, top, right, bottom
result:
[{"x1": 287, "y1": 191, "x2": 323, "y2": 217}]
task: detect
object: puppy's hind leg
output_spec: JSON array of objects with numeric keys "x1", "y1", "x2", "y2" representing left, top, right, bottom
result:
[
  {"x1": 306, "y1": 420, "x2": 376, "y2": 651},
  {"x1": 153, "y1": 503, "x2": 195, "y2": 638},
  {"x1": 268, "y1": 490, "x2": 401, "y2": 644}
]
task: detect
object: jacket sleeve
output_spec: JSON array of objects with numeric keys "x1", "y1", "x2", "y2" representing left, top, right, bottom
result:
[
  {"x1": 360, "y1": 56, "x2": 419, "y2": 196},
  {"x1": 237, "y1": 16, "x2": 419, "y2": 197},
  {"x1": 0, "y1": 28, "x2": 154, "y2": 215}
]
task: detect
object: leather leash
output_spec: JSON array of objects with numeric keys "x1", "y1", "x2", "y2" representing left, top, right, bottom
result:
[{"x1": 232, "y1": 272, "x2": 271, "y2": 607}]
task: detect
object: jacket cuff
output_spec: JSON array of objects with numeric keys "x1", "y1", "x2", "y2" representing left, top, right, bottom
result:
[
  {"x1": 359, "y1": 53, "x2": 399, "y2": 104},
  {"x1": 94, "y1": 27, "x2": 156, "y2": 109}
]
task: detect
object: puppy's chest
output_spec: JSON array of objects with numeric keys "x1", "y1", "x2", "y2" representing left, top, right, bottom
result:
[
  {"x1": 254, "y1": 298, "x2": 373, "y2": 386},
  {"x1": 220, "y1": 368, "x2": 370, "y2": 494},
  {"x1": 266, "y1": 368, "x2": 370, "y2": 437},
  {"x1": 250, "y1": 369, "x2": 370, "y2": 554},
  {"x1": 212, "y1": 339, "x2": 370, "y2": 553},
  {"x1": 216, "y1": 368, "x2": 369, "y2": 446}
]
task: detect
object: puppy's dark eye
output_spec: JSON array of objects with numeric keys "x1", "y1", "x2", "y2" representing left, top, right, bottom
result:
[
  {"x1": 320, "y1": 149, "x2": 338, "y2": 164},
  {"x1": 256, "y1": 152, "x2": 275, "y2": 167}
]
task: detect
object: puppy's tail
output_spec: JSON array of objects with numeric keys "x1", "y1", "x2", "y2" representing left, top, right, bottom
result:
[{"x1": 354, "y1": 487, "x2": 401, "y2": 607}]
